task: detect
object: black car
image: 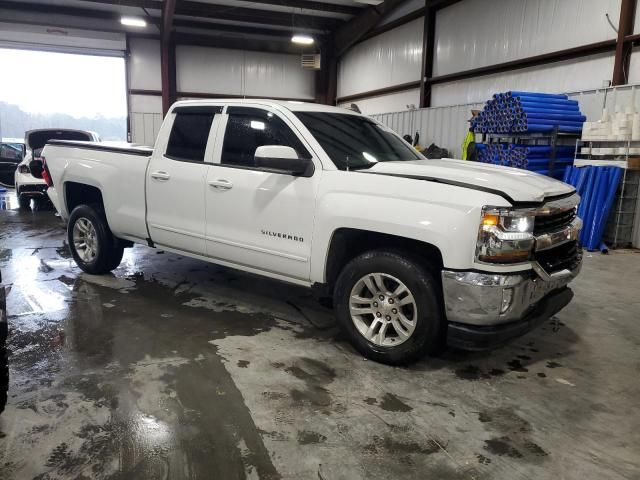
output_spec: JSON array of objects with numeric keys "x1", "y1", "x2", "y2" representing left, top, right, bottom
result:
[
  {"x1": 0, "y1": 268, "x2": 7, "y2": 414},
  {"x1": 0, "y1": 142, "x2": 25, "y2": 187}
]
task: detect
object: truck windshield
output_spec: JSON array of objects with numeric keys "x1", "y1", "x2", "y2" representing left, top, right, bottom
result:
[{"x1": 294, "y1": 112, "x2": 422, "y2": 170}]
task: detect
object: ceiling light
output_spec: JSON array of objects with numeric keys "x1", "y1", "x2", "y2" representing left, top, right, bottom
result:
[
  {"x1": 120, "y1": 16, "x2": 147, "y2": 28},
  {"x1": 291, "y1": 34, "x2": 314, "y2": 45}
]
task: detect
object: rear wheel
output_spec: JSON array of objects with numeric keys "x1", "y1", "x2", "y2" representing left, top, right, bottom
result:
[
  {"x1": 68, "y1": 204, "x2": 124, "y2": 274},
  {"x1": 334, "y1": 250, "x2": 443, "y2": 365},
  {"x1": 17, "y1": 193, "x2": 30, "y2": 210}
]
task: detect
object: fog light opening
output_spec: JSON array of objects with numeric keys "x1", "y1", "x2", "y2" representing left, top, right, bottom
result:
[{"x1": 501, "y1": 288, "x2": 514, "y2": 314}]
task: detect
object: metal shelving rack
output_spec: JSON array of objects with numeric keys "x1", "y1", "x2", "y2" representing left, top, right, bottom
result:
[
  {"x1": 574, "y1": 139, "x2": 640, "y2": 248},
  {"x1": 482, "y1": 129, "x2": 581, "y2": 176}
]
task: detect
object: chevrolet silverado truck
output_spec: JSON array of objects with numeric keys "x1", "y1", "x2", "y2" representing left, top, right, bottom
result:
[{"x1": 39, "y1": 100, "x2": 582, "y2": 365}]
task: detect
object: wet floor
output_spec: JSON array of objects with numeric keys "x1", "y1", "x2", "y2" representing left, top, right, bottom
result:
[{"x1": 0, "y1": 188, "x2": 639, "y2": 479}]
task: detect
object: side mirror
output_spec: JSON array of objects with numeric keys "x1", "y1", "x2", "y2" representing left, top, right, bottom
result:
[{"x1": 254, "y1": 145, "x2": 313, "y2": 177}]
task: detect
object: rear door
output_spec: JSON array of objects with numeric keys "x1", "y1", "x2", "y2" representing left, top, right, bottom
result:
[
  {"x1": 146, "y1": 105, "x2": 222, "y2": 255},
  {"x1": 204, "y1": 106, "x2": 321, "y2": 281}
]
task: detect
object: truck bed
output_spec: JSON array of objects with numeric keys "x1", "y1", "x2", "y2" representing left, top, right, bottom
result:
[
  {"x1": 43, "y1": 140, "x2": 153, "y2": 243},
  {"x1": 47, "y1": 139, "x2": 153, "y2": 156}
]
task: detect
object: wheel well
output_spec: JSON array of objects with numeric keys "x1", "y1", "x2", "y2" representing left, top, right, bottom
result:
[
  {"x1": 324, "y1": 228, "x2": 444, "y2": 289},
  {"x1": 65, "y1": 182, "x2": 104, "y2": 214}
]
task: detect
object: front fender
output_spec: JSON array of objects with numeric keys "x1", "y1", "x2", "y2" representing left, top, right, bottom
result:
[{"x1": 309, "y1": 172, "x2": 509, "y2": 283}]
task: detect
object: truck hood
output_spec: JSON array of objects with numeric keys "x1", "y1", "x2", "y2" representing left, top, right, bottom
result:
[{"x1": 367, "y1": 158, "x2": 574, "y2": 203}]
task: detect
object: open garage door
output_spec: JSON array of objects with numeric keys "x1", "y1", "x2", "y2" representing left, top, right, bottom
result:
[
  {"x1": 0, "y1": 25, "x2": 128, "y2": 189},
  {"x1": 0, "y1": 22, "x2": 125, "y2": 58}
]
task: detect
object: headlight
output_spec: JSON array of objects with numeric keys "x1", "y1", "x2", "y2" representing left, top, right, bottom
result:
[{"x1": 476, "y1": 207, "x2": 535, "y2": 264}]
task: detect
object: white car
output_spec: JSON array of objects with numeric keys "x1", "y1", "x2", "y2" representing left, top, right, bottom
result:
[
  {"x1": 41, "y1": 100, "x2": 582, "y2": 364},
  {"x1": 15, "y1": 129, "x2": 99, "y2": 209}
]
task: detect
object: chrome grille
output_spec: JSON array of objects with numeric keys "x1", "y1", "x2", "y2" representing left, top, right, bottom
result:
[
  {"x1": 534, "y1": 208, "x2": 577, "y2": 236},
  {"x1": 535, "y1": 241, "x2": 582, "y2": 274}
]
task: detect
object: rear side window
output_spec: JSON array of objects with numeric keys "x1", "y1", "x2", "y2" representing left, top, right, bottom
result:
[
  {"x1": 166, "y1": 107, "x2": 220, "y2": 162},
  {"x1": 221, "y1": 107, "x2": 309, "y2": 167}
]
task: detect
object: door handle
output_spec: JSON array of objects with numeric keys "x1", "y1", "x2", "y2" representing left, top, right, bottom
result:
[
  {"x1": 208, "y1": 179, "x2": 233, "y2": 190},
  {"x1": 151, "y1": 171, "x2": 170, "y2": 181}
]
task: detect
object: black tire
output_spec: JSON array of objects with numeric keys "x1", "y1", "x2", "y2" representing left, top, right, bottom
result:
[
  {"x1": 0, "y1": 319, "x2": 7, "y2": 415},
  {"x1": 17, "y1": 193, "x2": 30, "y2": 210},
  {"x1": 67, "y1": 204, "x2": 124, "y2": 274},
  {"x1": 334, "y1": 250, "x2": 443, "y2": 366}
]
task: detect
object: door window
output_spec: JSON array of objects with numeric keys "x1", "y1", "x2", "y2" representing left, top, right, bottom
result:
[
  {"x1": 221, "y1": 107, "x2": 309, "y2": 167},
  {"x1": 166, "y1": 107, "x2": 219, "y2": 162}
]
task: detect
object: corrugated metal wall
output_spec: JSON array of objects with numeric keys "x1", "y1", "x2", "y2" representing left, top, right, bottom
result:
[
  {"x1": 431, "y1": 52, "x2": 616, "y2": 107},
  {"x1": 434, "y1": 0, "x2": 621, "y2": 76},
  {"x1": 128, "y1": 38, "x2": 163, "y2": 145},
  {"x1": 177, "y1": 46, "x2": 315, "y2": 100},
  {"x1": 372, "y1": 102, "x2": 483, "y2": 158},
  {"x1": 338, "y1": 0, "x2": 627, "y2": 115},
  {"x1": 337, "y1": 18, "x2": 423, "y2": 99},
  {"x1": 127, "y1": 40, "x2": 316, "y2": 145}
]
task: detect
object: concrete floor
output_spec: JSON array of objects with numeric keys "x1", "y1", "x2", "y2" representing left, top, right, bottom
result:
[{"x1": 0, "y1": 190, "x2": 638, "y2": 480}]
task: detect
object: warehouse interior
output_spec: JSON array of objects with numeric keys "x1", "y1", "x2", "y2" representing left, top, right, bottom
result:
[{"x1": 1, "y1": 0, "x2": 640, "y2": 479}]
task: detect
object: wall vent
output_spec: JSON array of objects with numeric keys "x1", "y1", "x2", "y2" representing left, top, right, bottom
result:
[{"x1": 301, "y1": 54, "x2": 321, "y2": 70}]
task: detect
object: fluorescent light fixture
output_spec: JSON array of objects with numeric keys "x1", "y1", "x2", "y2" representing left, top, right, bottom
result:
[
  {"x1": 120, "y1": 16, "x2": 147, "y2": 27},
  {"x1": 291, "y1": 34, "x2": 314, "y2": 45}
]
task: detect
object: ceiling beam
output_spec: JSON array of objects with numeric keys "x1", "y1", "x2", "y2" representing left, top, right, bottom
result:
[
  {"x1": 172, "y1": 18, "x2": 311, "y2": 38},
  {"x1": 0, "y1": 0, "x2": 118, "y2": 20},
  {"x1": 0, "y1": 0, "x2": 341, "y2": 31},
  {"x1": 334, "y1": 0, "x2": 405, "y2": 57},
  {"x1": 173, "y1": 32, "x2": 314, "y2": 54},
  {"x1": 176, "y1": 1, "x2": 340, "y2": 30},
  {"x1": 80, "y1": 0, "x2": 160, "y2": 9},
  {"x1": 83, "y1": 0, "x2": 362, "y2": 16}
]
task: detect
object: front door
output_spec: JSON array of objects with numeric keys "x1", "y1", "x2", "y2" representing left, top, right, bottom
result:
[
  {"x1": 204, "y1": 106, "x2": 320, "y2": 281},
  {"x1": 146, "y1": 105, "x2": 221, "y2": 256}
]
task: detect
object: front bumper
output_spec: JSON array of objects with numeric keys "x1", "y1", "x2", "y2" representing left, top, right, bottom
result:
[
  {"x1": 441, "y1": 253, "x2": 581, "y2": 349},
  {"x1": 447, "y1": 287, "x2": 573, "y2": 350}
]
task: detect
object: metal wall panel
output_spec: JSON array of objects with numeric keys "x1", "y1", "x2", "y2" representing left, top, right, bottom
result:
[
  {"x1": 128, "y1": 38, "x2": 161, "y2": 91},
  {"x1": 176, "y1": 46, "x2": 314, "y2": 99},
  {"x1": 243, "y1": 50, "x2": 315, "y2": 99},
  {"x1": 431, "y1": 52, "x2": 616, "y2": 107},
  {"x1": 371, "y1": 102, "x2": 483, "y2": 158},
  {"x1": 176, "y1": 46, "x2": 244, "y2": 95},
  {"x1": 434, "y1": 0, "x2": 621, "y2": 76},
  {"x1": 337, "y1": 18, "x2": 423, "y2": 98},
  {"x1": 129, "y1": 94, "x2": 162, "y2": 146},
  {"x1": 338, "y1": 88, "x2": 420, "y2": 115}
]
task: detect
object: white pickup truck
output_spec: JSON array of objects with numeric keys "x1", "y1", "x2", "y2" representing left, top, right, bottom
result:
[{"x1": 40, "y1": 100, "x2": 582, "y2": 365}]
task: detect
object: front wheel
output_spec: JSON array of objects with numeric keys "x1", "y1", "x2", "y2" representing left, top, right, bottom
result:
[
  {"x1": 68, "y1": 205, "x2": 124, "y2": 274},
  {"x1": 334, "y1": 250, "x2": 443, "y2": 365}
]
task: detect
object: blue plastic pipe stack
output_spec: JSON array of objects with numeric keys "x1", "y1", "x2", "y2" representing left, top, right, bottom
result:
[
  {"x1": 476, "y1": 143, "x2": 575, "y2": 178},
  {"x1": 474, "y1": 91, "x2": 585, "y2": 178},
  {"x1": 563, "y1": 166, "x2": 623, "y2": 251},
  {"x1": 471, "y1": 91, "x2": 586, "y2": 134}
]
